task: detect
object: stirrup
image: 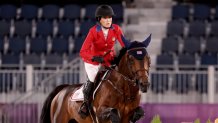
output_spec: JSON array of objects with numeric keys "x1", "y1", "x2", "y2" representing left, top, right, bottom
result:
[{"x1": 78, "y1": 102, "x2": 89, "y2": 119}]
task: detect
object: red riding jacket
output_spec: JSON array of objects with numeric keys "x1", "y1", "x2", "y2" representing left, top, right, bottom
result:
[{"x1": 80, "y1": 24, "x2": 125, "y2": 67}]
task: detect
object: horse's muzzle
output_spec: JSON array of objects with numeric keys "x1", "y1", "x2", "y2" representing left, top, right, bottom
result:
[{"x1": 139, "y1": 81, "x2": 150, "y2": 93}]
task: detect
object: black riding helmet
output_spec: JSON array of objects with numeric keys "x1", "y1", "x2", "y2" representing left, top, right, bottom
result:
[{"x1": 95, "y1": 5, "x2": 115, "y2": 21}]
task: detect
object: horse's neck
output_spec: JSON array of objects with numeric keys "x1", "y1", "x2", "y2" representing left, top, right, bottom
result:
[{"x1": 117, "y1": 55, "x2": 133, "y2": 79}]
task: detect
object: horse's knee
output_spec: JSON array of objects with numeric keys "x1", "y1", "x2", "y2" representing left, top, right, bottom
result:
[
  {"x1": 98, "y1": 108, "x2": 120, "y2": 123},
  {"x1": 130, "y1": 106, "x2": 144, "y2": 123}
]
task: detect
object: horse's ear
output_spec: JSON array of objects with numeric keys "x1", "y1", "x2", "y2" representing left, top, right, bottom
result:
[
  {"x1": 121, "y1": 35, "x2": 130, "y2": 48},
  {"x1": 142, "y1": 33, "x2": 152, "y2": 48}
]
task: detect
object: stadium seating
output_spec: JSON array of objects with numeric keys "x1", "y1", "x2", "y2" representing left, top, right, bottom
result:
[
  {"x1": 57, "y1": 20, "x2": 75, "y2": 37},
  {"x1": 0, "y1": 3, "x2": 125, "y2": 66},
  {"x1": 62, "y1": 4, "x2": 81, "y2": 21},
  {"x1": 41, "y1": 4, "x2": 59, "y2": 20},
  {"x1": 44, "y1": 54, "x2": 63, "y2": 65},
  {"x1": 14, "y1": 20, "x2": 32, "y2": 37},
  {"x1": 8, "y1": 36, "x2": 27, "y2": 54},
  {"x1": 0, "y1": 4, "x2": 17, "y2": 20},
  {"x1": 161, "y1": 36, "x2": 180, "y2": 54},
  {"x1": 210, "y1": 20, "x2": 218, "y2": 37},
  {"x1": 166, "y1": 20, "x2": 185, "y2": 37},
  {"x1": 23, "y1": 54, "x2": 42, "y2": 65},
  {"x1": 192, "y1": 4, "x2": 211, "y2": 21},
  {"x1": 20, "y1": 4, "x2": 38, "y2": 20},
  {"x1": 1, "y1": 54, "x2": 20, "y2": 65},
  {"x1": 84, "y1": 4, "x2": 98, "y2": 21},
  {"x1": 0, "y1": 20, "x2": 11, "y2": 37},
  {"x1": 171, "y1": 4, "x2": 190, "y2": 21},
  {"x1": 200, "y1": 53, "x2": 217, "y2": 65},
  {"x1": 36, "y1": 20, "x2": 53, "y2": 37},
  {"x1": 188, "y1": 20, "x2": 207, "y2": 38},
  {"x1": 29, "y1": 36, "x2": 48, "y2": 54},
  {"x1": 182, "y1": 37, "x2": 201, "y2": 54},
  {"x1": 205, "y1": 37, "x2": 218, "y2": 54},
  {"x1": 51, "y1": 37, "x2": 69, "y2": 54}
]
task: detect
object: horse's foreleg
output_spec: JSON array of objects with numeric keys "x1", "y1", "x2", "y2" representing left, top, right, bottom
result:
[
  {"x1": 129, "y1": 106, "x2": 144, "y2": 123},
  {"x1": 97, "y1": 107, "x2": 120, "y2": 123}
]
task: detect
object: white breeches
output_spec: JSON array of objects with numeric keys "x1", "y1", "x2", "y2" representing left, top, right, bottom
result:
[{"x1": 84, "y1": 62, "x2": 101, "y2": 82}]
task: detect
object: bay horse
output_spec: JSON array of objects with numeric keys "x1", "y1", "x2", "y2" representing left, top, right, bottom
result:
[{"x1": 40, "y1": 34, "x2": 152, "y2": 123}]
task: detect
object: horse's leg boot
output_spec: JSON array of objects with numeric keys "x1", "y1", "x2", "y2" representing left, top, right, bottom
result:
[
  {"x1": 78, "y1": 80, "x2": 94, "y2": 118},
  {"x1": 130, "y1": 106, "x2": 144, "y2": 123}
]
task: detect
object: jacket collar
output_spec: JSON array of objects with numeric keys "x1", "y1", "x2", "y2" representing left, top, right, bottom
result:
[{"x1": 96, "y1": 23, "x2": 114, "y2": 32}]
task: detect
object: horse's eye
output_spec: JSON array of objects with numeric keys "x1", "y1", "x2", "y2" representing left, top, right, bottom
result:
[{"x1": 128, "y1": 55, "x2": 134, "y2": 64}]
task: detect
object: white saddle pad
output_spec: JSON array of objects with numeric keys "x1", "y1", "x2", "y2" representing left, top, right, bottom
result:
[{"x1": 70, "y1": 86, "x2": 84, "y2": 102}]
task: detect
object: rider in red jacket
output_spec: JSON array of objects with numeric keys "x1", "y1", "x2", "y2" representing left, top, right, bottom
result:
[{"x1": 79, "y1": 4, "x2": 125, "y2": 118}]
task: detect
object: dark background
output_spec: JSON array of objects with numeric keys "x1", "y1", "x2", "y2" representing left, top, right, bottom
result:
[{"x1": 0, "y1": 0, "x2": 123, "y2": 6}]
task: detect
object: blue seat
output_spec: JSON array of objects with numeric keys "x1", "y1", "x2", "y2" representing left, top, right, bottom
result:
[
  {"x1": 178, "y1": 54, "x2": 196, "y2": 70},
  {"x1": 183, "y1": 37, "x2": 201, "y2": 54},
  {"x1": 23, "y1": 54, "x2": 42, "y2": 65},
  {"x1": 84, "y1": 4, "x2": 98, "y2": 20},
  {"x1": 161, "y1": 36, "x2": 179, "y2": 54},
  {"x1": 63, "y1": 4, "x2": 81, "y2": 20},
  {"x1": 156, "y1": 53, "x2": 174, "y2": 70},
  {"x1": 205, "y1": 37, "x2": 218, "y2": 54},
  {"x1": 178, "y1": 54, "x2": 196, "y2": 65},
  {"x1": 51, "y1": 37, "x2": 69, "y2": 54},
  {"x1": 20, "y1": 4, "x2": 38, "y2": 20},
  {"x1": 57, "y1": 20, "x2": 75, "y2": 37},
  {"x1": 215, "y1": 5, "x2": 218, "y2": 20},
  {"x1": 8, "y1": 37, "x2": 26, "y2": 54},
  {"x1": 151, "y1": 73, "x2": 169, "y2": 93},
  {"x1": 1, "y1": 54, "x2": 20, "y2": 65},
  {"x1": 188, "y1": 21, "x2": 206, "y2": 37},
  {"x1": 74, "y1": 36, "x2": 85, "y2": 53},
  {"x1": 166, "y1": 20, "x2": 185, "y2": 37},
  {"x1": 0, "y1": 4, "x2": 17, "y2": 20},
  {"x1": 193, "y1": 4, "x2": 211, "y2": 21},
  {"x1": 36, "y1": 20, "x2": 53, "y2": 37},
  {"x1": 111, "y1": 4, "x2": 124, "y2": 24},
  {"x1": 171, "y1": 4, "x2": 190, "y2": 21},
  {"x1": 156, "y1": 53, "x2": 174, "y2": 65},
  {"x1": 44, "y1": 54, "x2": 63, "y2": 65},
  {"x1": 210, "y1": 21, "x2": 218, "y2": 37},
  {"x1": 14, "y1": 20, "x2": 32, "y2": 37},
  {"x1": 41, "y1": 4, "x2": 59, "y2": 20},
  {"x1": 200, "y1": 53, "x2": 217, "y2": 65},
  {"x1": 30, "y1": 36, "x2": 47, "y2": 54},
  {"x1": 67, "y1": 53, "x2": 78, "y2": 62},
  {"x1": 0, "y1": 20, "x2": 10, "y2": 37},
  {"x1": 0, "y1": 37, "x2": 4, "y2": 53},
  {"x1": 79, "y1": 20, "x2": 95, "y2": 37}
]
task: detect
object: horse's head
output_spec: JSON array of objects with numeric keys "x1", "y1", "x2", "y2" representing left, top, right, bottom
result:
[{"x1": 120, "y1": 34, "x2": 152, "y2": 92}]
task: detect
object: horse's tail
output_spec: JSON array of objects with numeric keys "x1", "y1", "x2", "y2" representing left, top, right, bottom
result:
[{"x1": 40, "y1": 84, "x2": 69, "y2": 123}]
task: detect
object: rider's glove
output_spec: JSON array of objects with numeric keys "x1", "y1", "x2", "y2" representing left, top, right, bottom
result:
[{"x1": 91, "y1": 56, "x2": 104, "y2": 63}]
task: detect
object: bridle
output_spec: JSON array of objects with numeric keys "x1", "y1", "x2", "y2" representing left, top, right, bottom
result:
[
  {"x1": 126, "y1": 47, "x2": 150, "y2": 81},
  {"x1": 103, "y1": 47, "x2": 150, "y2": 102}
]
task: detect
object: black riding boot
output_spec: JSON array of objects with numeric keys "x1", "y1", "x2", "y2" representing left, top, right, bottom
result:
[{"x1": 78, "y1": 80, "x2": 94, "y2": 118}]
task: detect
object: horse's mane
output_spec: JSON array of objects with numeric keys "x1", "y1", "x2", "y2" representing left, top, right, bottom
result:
[{"x1": 111, "y1": 47, "x2": 127, "y2": 65}]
